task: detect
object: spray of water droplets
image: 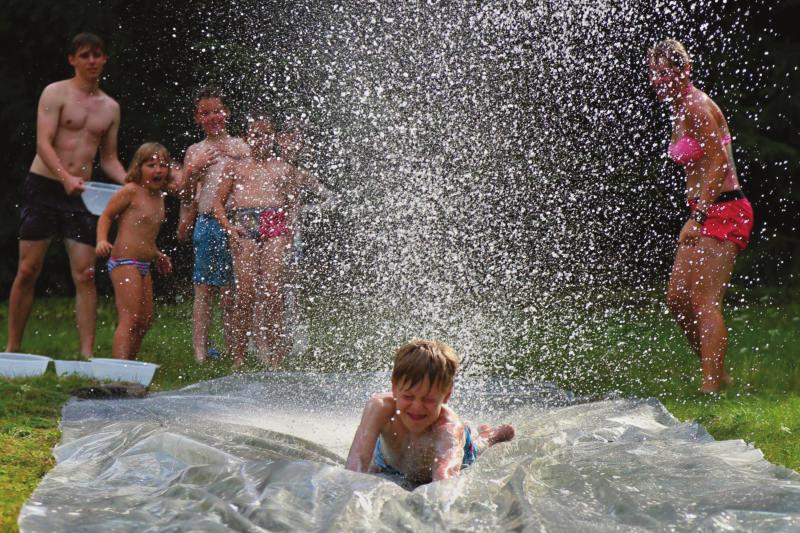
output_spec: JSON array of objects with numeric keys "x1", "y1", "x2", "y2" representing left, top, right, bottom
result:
[{"x1": 157, "y1": 0, "x2": 778, "y2": 390}]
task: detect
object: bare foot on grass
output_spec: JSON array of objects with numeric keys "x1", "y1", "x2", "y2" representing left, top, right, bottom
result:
[{"x1": 699, "y1": 372, "x2": 733, "y2": 394}]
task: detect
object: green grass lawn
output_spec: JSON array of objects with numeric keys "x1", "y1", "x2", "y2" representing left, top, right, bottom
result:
[{"x1": 1, "y1": 290, "x2": 799, "y2": 530}]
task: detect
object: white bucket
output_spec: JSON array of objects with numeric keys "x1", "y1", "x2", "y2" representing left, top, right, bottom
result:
[
  {"x1": 81, "y1": 182, "x2": 122, "y2": 216},
  {"x1": 54, "y1": 360, "x2": 94, "y2": 378},
  {"x1": 91, "y1": 358, "x2": 160, "y2": 386},
  {"x1": 0, "y1": 352, "x2": 52, "y2": 377}
]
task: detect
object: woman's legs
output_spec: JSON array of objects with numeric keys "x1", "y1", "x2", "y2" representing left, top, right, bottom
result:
[
  {"x1": 110, "y1": 265, "x2": 145, "y2": 360},
  {"x1": 689, "y1": 237, "x2": 738, "y2": 392},
  {"x1": 667, "y1": 244, "x2": 703, "y2": 355},
  {"x1": 668, "y1": 237, "x2": 738, "y2": 392}
]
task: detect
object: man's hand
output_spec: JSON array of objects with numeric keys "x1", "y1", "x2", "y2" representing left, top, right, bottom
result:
[{"x1": 63, "y1": 174, "x2": 86, "y2": 196}]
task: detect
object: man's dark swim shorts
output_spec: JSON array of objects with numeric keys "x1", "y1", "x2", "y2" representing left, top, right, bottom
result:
[{"x1": 18, "y1": 172, "x2": 98, "y2": 246}]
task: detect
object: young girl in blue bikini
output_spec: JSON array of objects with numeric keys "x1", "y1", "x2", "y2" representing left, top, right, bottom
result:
[{"x1": 96, "y1": 143, "x2": 173, "y2": 360}]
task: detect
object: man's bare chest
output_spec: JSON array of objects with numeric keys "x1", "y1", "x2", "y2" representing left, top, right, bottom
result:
[{"x1": 60, "y1": 99, "x2": 112, "y2": 138}]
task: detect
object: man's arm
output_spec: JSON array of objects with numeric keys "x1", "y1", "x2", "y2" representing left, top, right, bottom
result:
[
  {"x1": 36, "y1": 84, "x2": 85, "y2": 195},
  {"x1": 98, "y1": 100, "x2": 127, "y2": 184},
  {"x1": 345, "y1": 395, "x2": 391, "y2": 473}
]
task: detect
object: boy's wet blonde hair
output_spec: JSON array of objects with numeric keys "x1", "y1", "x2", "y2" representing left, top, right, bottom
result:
[
  {"x1": 125, "y1": 142, "x2": 171, "y2": 185},
  {"x1": 648, "y1": 39, "x2": 692, "y2": 70},
  {"x1": 392, "y1": 339, "x2": 460, "y2": 392}
]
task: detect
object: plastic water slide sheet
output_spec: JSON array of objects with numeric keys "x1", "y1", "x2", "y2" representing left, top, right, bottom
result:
[{"x1": 18, "y1": 373, "x2": 800, "y2": 531}]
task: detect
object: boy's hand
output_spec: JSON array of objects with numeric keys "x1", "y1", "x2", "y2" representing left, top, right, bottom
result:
[
  {"x1": 155, "y1": 253, "x2": 172, "y2": 275},
  {"x1": 194, "y1": 146, "x2": 219, "y2": 170},
  {"x1": 95, "y1": 240, "x2": 112, "y2": 257}
]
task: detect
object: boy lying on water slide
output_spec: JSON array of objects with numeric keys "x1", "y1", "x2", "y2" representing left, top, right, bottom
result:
[{"x1": 345, "y1": 339, "x2": 515, "y2": 484}]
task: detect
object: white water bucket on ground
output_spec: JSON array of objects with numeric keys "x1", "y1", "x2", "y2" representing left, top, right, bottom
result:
[
  {"x1": 54, "y1": 360, "x2": 94, "y2": 378},
  {"x1": 91, "y1": 358, "x2": 160, "y2": 386},
  {"x1": 0, "y1": 352, "x2": 52, "y2": 377}
]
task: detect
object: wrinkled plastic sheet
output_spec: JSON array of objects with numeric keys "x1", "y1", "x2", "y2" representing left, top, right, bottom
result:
[{"x1": 19, "y1": 373, "x2": 800, "y2": 532}]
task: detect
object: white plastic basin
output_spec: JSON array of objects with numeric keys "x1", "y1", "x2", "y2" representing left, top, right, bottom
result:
[
  {"x1": 0, "y1": 352, "x2": 52, "y2": 377},
  {"x1": 54, "y1": 360, "x2": 94, "y2": 378},
  {"x1": 91, "y1": 358, "x2": 160, "y2": 386},
  {"x1": 81, "y1": 182, "x2": 122, "y2": 215}
]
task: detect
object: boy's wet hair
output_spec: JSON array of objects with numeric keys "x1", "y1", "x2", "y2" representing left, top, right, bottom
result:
[
  {"x1": 648, "y1": 38, "x2": 691, "y2": 70},
  {"x1": 195, "y1": 85, "x2": 227, "y2": 107},
  {"x1": 247, "y1": 110, "x2": 274, "y2": 125},
  {"x1": 392, "y1": 339, "x2": 460, "y2": 392},
  {"x1": 126, "y1": 142, "x2": 171, "y2": 185},
  {"x1": 70, "y1": 33, "x2": 106, "y2": 56}
]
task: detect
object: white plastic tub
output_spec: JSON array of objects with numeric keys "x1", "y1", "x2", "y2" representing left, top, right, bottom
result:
[
  {"x1": 0, "y1": 352, "x2": 52, "y2": 377},
  {"x1": 54, "y1": 360, "x2": 94, "y2": 378},
  {"x1": 81, "y1": 182, "x2": 122, "y2": 215},
  {"x1": 91, "y1": 358, "x2": 160, "y2": 386}
]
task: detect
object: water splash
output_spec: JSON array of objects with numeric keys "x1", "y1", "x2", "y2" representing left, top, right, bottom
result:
[{"x1": 161, "y1": 0, "x2": 777, "y2": 390}]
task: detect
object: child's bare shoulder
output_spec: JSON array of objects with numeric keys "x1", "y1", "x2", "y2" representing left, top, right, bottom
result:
[
  {"x1": 226, "y1": 137, "x2": 251, "y2": 158},
  {"x1": 118, "y1": 182, "x2": 140, "y2": 198},
  {"x1": 183, "y1": 140, "x2": 206, "y2": 160},
  {"x1": 433, "y1": 405, "x2": 463, "y2": 431},
  {"x1": 359, "y1": 392, "x2": 396, "y2": 431},
  {"x1": 365, "y1": 391, "x2": 396, "y2": 413}
]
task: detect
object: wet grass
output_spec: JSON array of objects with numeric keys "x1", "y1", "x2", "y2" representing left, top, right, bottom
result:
[{"x1": 0, "y1": 289, "x2": 799, "y2": 529}]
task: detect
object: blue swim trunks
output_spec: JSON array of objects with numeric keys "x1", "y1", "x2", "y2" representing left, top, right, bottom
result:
[
  {"x1": 193, "y1": 214, "x2": 233, "y2": 286},
  {"x1": 373, "y1": 425, "x2": 478, "y2": 476}
]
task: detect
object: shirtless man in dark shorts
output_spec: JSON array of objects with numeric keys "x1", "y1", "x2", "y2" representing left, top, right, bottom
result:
[{"x1": 6, "y1": 33, "x2": 126, "y2": 358}]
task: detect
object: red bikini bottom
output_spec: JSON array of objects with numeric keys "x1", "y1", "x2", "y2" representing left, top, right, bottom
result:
[{"x1": 688, "y1": 192, "x2": 754, "y2": 251}]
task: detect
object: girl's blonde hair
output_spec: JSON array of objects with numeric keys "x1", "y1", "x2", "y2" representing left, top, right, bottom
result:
[
  {"x1": 648, "y1": 39, "x2": 692, "y2": 70},
  {"x1": 125, "y1": 142, "x2": 171, "y2": 185}
]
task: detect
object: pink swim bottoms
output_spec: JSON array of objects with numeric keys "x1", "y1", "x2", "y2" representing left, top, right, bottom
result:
[{"x1": 689, "y1": 193, "x2": 754, "y2": 251}]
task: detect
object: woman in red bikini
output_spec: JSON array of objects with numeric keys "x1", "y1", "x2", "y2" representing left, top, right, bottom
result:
[{"x1": 648, "y1": 39, "x2": 754, "y2": 393}]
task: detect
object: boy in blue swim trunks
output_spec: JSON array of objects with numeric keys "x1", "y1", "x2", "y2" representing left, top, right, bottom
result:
[
  {"x1": 346, "y1": 339, "x2": 515, "y2": 484},
  {"x1": 180, "y1": 87, "x2": 250, "y2": 362}
]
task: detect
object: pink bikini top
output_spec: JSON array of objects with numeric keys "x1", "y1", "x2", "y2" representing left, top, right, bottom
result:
[{"x1": 669, "y1": 133, "x2": 732, "y2": 166}]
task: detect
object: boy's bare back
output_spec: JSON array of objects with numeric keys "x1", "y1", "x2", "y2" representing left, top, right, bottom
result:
[{"x1": 227, "y1": 156, "x2": 296, "y2": 211}]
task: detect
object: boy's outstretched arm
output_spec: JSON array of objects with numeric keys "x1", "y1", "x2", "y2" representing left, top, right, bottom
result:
[
  {"x1": 432, "y1": 422, "x2": 466, "y2": 481},
  {"x1": 345, "y1": 394, "x2": 392, "y2": 473}
]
